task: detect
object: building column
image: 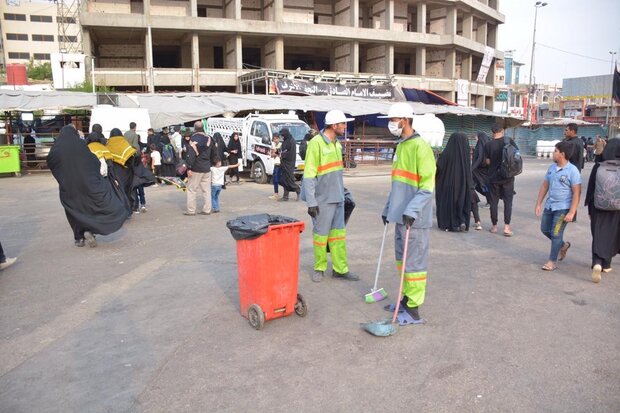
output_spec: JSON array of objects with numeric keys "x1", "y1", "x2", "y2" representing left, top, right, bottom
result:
[
  {"x1": 225, "y1": 0, "x2": 240, "y2": 19},
  {"x1": 263, "y1": 37, "x2": 284, "y2": 70},
  {"x1": 416, "y1": 2, "x2": 426, "y2": 33},
  {"x1": 190, "y1": 0, "x2": 197, "y2": 17},
  {"x1": 350, "y1": 0, "x2": 359, "y2": 27},
  {"x1": 192, "y1": 33, "x2": 200, "y2": 92},
  {"x1": 462, "y1": 13, "x2": 473, "y2": 39},
  {"x1": 486, "y1": 58, "x2": 496, "y2": 85},
  {"x1": 444, "y1": 49, "x2": 456, "y2": 79},
  {"x1": 384, "y1": 0, "x2": 394, "y2": 30},
  {"x1": 145, "y1": 27, "x2": 154, "y2": 92},
  {"x1": 446, "y1": 6, "x2": 457, "y2": 35},
  {"x1": 415, "y1": 46, "x2": 426, "y2": 75},
  {"x1": 274, "y1": 0, "x2": 283, "y2": 22},
  {"x1": 144, "y1": 0, "x2": 151, "y2": 19},
  {"x1": 82, "y1": 29, "x2": 94, "y2": 89},
  {"x1": 476, "y1": 21, "x2": 487, "y2": 45},
  {"x1": 225, "y1": 35, "x2": 242, "y2": 71},
  {"x1": 334, "y1": 41, "x2": 358, "y2": 73},
  {"x1": 461, "y1": 53, "x2": 472, "y2": 80}
]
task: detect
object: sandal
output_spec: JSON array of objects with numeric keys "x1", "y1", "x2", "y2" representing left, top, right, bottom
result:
[
  {"x1": 489, "y1": 227, "x2": 498, "y2": 234},
  {"x1": 396, "y1": 311, "x2": 425, "y2": 326},
  {"x1": 503, "y1": 230, "x2": 514, "y2": 237},
  {"x1": 541, "y1": 263, "x2": 556, "y2": 271},
  {"x1": 558, "y1": 242, "x2": 571, "y2": 261}
]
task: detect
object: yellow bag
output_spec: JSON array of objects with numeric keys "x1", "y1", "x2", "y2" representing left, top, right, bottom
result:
[{"x1": 106, "y1": 136, "x2": 137, "y2": 166}]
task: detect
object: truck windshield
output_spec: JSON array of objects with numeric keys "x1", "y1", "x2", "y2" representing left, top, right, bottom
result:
[{"x1": 271, "y1": 123, "x2": 310, "y2": 143}]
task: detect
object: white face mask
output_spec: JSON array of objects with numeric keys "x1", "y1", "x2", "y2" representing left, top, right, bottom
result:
[{"x1": 388, "y1": 120, "x2": 403, "y2": 137}]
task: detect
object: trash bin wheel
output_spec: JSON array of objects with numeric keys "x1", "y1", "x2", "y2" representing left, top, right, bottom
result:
[
  {"x1": 248, "y1": 304, "x2": 265, "y2": 330},
  {"x1": 295, "y1": 293, "x2": 308, "y2": 317}
]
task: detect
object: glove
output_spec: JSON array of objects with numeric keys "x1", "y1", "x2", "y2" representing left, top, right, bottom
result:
[
  {"x1": 382, "y1": 215, "x2": 388, "y2": 225},
  {"x1": 99, "y1": 158, "x2": 108, "y2": 177},
  {"x1": 308, "y1": 206, "x2": 319, "y2": 218},
  {"x1": 402, "y1": 214, "x2": 415, "y2": 228}
]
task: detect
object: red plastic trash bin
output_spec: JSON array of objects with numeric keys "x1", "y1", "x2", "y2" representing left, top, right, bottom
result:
[{"x1": 234, "y1": 221, "x2": 307, "y2": 329}]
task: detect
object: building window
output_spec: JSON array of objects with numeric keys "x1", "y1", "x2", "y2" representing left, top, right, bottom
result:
[
  {"x1": 4, "y1": 13, "x2": 26, "y2": 21},
  {"x1": 65, "y1": 35, "x2": 77, "y2": 42},
  {"x1": 33, "y1": 53, "x2": 51, "y2": 60},
  {"x1": 8, "y1": 52, "x2": 30, "y2": 59},
  {"x1": 56, "y1": 16, "x2": 76, "y2": 24},
  {"x1": 32, "y1": 34, "x2": 54, "y2": 41},
  {"x1": 30, "y1": 15, "x2": 53, "y2": 22},
  {"x1": 6, "y1": 33, "x2": 28, "y2": 41}
]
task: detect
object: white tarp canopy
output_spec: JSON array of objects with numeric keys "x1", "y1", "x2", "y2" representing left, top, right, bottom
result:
[{"x1": 0, "y1": 91, "x2": 524, "y2": 129}]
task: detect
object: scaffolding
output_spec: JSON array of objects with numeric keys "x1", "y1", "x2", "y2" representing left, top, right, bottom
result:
[{"x1": 55, "y1": 0, "x2": 82, "y2": 54}]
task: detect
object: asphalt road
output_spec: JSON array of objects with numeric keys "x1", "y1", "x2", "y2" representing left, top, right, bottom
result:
[{"x1": 0, "y1": 158, "x2": 618, "y2": 413}]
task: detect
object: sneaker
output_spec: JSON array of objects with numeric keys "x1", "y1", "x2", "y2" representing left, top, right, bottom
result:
[
  {"x1": 84, "y1": 231, "x2": 97, "y2": 248},
  {"x1": 592, "y1": 264, "x2": 602, "y2": 284},
  {"x1": 331, "y1": 270, "x2": 360, "y2": 281},
  {"x1": 140, "y1": 205, "x2": 147, "y2": 213},
  {"x1": 0, "y1": 257, "x2": 17, "y2": 271},
  {"x1": 198, "y1": 211, "x2": 211, "y2": 215},
  {"x1": 475, "y1": 222, "x2": 482, "y2": 231},
  {"x1": 311, "y1": 270, "x2": 324, "y2": 283},
  {"x1": 133, "y1": 209, "x2": 140, "y2": 214},
  {"x1": 268, "y1": 194, "x2": 279, "y2": 200},
  {"x1": 183, "y1": 212, "x2": 196, "y2": 216},
  {"x1": 75, "y1": 239, "x2": 85, "y2": 247},
  {"x1": 602, "y1": 267, "x2": 612, "y2": 273}
]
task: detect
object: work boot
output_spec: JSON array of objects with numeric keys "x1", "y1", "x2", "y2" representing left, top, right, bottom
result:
[
  {"x1": 311, "y1": 270, "x2": 324, "y2": 283},
  {"x1": 332, "y1": 270, "x2": 360, "y2": 281},
  {"x1": 74, "y1": 239, "x2": 85, "y2": 247},
  {"x1": 404, "y1": 305, "x2": 421, "y2": 321},
  {"x1": 84, "y1": 231, "x2": 97, "y2": 248}
]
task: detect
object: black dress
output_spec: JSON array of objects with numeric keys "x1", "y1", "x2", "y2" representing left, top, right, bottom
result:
[
  {"x1": 47, "y1": 126, "x2": 130, "y2": 241},
  {"x1": 584, "y1": 139, "x2": 620, "y2": 268},
  {"x1": 279, "y1": 129, "x2": 300, "y2": 196},
  {"x1": 435, "y1": 132, "x2": 472, "y2": 231},
  {"x1": 227, "y1": 136, "x2": 242, "y2": 179},
  {"x1": 472, "y1": 132, "x2": 491, "y2": 203}
]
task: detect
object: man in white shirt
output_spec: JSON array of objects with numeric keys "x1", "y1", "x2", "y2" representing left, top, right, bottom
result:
[{"x1": 171, "y1": 126, "x2": 183, "y2": 158}]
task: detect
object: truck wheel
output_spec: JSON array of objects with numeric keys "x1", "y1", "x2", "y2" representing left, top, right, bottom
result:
[{"x1": 253, "y1": 160, "x2": 268, "y2": 184}]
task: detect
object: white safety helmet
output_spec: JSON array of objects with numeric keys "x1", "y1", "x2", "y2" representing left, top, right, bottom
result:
[
  {"x1": 379, "y1": 102, "x2": 415, "y2": 119},
  {"x1": 324, "y1": 110, "x2": 354, "y2": 125}
]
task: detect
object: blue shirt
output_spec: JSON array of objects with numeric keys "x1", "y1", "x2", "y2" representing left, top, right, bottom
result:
[{"x1": 544, "y1": 162, "x2": 581, "y2": 211}]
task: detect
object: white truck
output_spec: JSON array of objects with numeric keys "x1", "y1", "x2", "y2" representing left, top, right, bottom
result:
[{"x1": 205, "y1": 113, "x2": 311, "y2": 184}]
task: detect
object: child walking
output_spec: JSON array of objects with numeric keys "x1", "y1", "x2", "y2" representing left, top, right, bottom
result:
[
  {"x1": 211, "y1": 164, "x2": 229, "y2": 213},
  {"x1": 150, "y1": 143, "x2": 162, "y2": 178},
  {"x1": 535, "y1": 141, "x2": 582, "y2": 271}
]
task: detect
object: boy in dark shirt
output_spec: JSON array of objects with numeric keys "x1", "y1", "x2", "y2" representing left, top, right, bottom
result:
[
  {"x1": 563, "y1": 123, "x2": 584, "y2": 172},
  {"x1": 484, "y1": 123, "x2": 518, "y2": 237}
]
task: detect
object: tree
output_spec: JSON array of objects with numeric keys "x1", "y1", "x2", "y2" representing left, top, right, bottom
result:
[{"x1": 27, "y1": 59, "x2": 52, "y2": 80}]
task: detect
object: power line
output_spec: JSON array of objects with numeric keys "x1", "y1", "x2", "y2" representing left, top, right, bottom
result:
[{"x1": 536, "y1": 43, "x2": 610, "y2": 63}]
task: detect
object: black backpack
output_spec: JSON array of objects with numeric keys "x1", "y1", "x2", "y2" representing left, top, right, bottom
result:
[
  {"x1": 499, "y1": 136, "x2": 523, "y2": 179},
  {"x1": 162, "y1": 144, "x2": 175, "y2": 164}
]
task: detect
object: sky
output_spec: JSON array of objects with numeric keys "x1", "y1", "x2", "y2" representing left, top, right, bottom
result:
[{"x1": 497, "y1": 0, "x2": 620, "y2": 86}]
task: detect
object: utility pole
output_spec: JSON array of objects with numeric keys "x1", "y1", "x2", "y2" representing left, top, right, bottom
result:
[
  {"x1": 527, "y1": 1, "x2": 547, "y2": 123},
  {"x1": 606, "y1": 51, "x2": 617, "y2": 137}
]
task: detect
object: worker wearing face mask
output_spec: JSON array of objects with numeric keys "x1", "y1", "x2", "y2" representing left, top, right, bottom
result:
[{"x1": 380, "y1": 102, "x2": 436, "y2": 325}]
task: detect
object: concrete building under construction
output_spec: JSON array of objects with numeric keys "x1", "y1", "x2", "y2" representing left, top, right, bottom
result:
[{"x1": 77, "y1": 0, "x2": 503, "y2": 109}]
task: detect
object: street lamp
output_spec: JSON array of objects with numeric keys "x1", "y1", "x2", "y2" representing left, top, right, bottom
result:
[
  {"x1": 606, "y1": 51, "x2": 617, "y2": 136},
  {"x1": 527, "y1": 1, "x2": 548, "y2": 122}
]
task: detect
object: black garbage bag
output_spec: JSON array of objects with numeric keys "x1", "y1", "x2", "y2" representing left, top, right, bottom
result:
[
  {"x1": 344, "y1": 188, "x2": 355, "y2": 225},
  {"x1": 226, "y1": 214, "x2": 299, "y2": 241}
]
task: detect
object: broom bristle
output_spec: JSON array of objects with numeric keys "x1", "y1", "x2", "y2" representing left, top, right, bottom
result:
[{"x1": 364, "y1": 288, "x2": 388, "y2": 303}]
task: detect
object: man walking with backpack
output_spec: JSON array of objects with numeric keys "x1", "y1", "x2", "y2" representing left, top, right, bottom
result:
[{"x1": 484, "y1": 123, "x2": 520, "y2": 236}]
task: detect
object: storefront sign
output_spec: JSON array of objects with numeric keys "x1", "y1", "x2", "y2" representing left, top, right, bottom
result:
[{"x1": 271, "y1": 78, "x2": 395, "y2": 99}]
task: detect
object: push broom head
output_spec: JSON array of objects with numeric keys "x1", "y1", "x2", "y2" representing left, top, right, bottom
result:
[{"x1": 364, "y1": 288, "x2": 388, "y2": 304}]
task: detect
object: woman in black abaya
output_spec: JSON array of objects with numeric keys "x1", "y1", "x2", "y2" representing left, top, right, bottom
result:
[
  {"x1": 584, "y1": 138, "x2": 620, "y2": 282},
  {"x1": 436, "y1": 132, "x2": 472, "y2": 232},
  {"x1": 278, "y1": 128, "x2": 300, "y2": 201},
  {"x1": 472, "y1": 131, "x2": 491, "y2": 206},
  {"x1": 227, "y1": 132, "x2": 242, "y2": 182},
  {"x1": 47, "y1": 125, "x2": 129, "y2": 247}
]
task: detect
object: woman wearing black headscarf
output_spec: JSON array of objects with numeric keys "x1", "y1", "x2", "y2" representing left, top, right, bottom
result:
[
  {"x1": 278, "y1": 128, "x2": 300, "y2": 201},
  {"x1": 472, "y1": 131, "x2": 491, "y2": 207},
  {"x1": 435, "y1": 132, "x2": 472, "y2": 232},
  {"x1": 227, "y1": 132, "x2": 241, "y2": 182},
  {"x1": 584, "y1": 138, "x2": 620, "y2": 283},
  {"x1": 47, "y1": 125, "x2": 129, "y2": 247}
]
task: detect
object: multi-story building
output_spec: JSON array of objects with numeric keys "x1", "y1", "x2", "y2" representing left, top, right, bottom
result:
[
  {"x1": 79, "y1": 0, "x2": 504, "y2": 109},
  {"x1": 0, "y1": 0, "x2": 80, "y2": 68},
  {"x1": 562, "y1": 74, "x2": 618, "y2": 131}
]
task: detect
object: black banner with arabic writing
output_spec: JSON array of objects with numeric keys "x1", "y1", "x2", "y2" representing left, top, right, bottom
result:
[{"x1": 270, "y1": 78, "x2": 396, "y2": 99}]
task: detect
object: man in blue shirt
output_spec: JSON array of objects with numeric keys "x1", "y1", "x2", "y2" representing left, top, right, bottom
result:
[{"x1": 535, "y1": 141, "x2": 582, "y2": 271}]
